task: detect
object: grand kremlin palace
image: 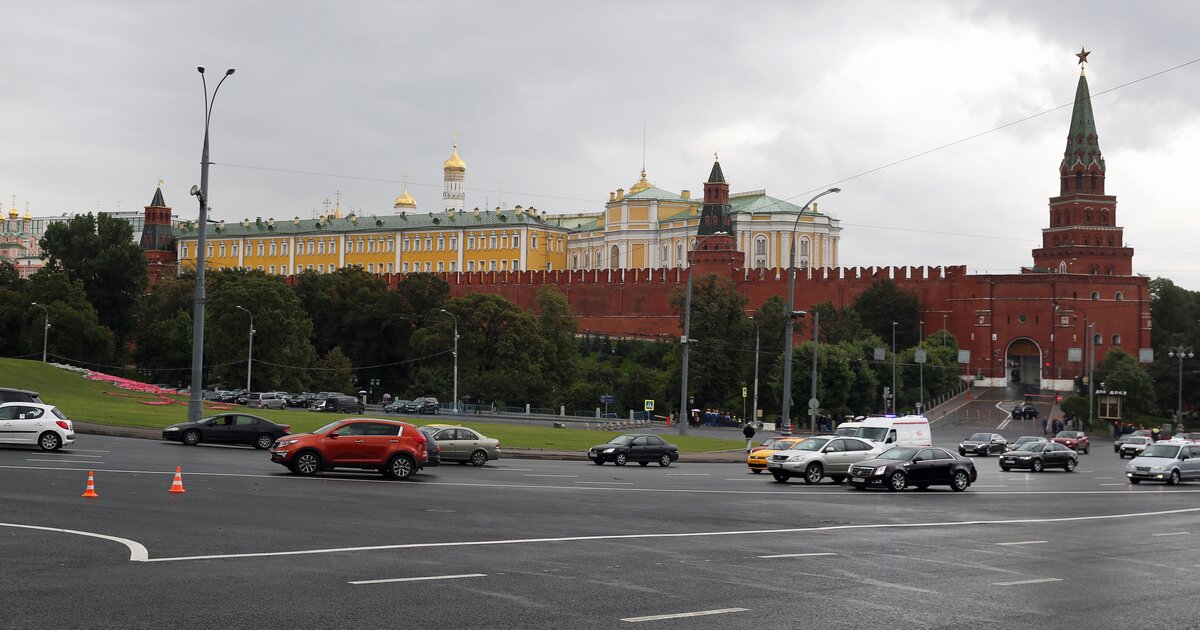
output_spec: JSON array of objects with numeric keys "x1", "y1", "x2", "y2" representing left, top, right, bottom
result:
[{"x1": 172, "y1": 145, "x2": 841, "y2": 276}]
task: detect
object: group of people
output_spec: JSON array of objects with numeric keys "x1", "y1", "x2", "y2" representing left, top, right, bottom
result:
[
  {"x1": 1113, "y1": 422, "x2": 1170, "y2": 441},
  {"x1": 690, "y1": 408, "x2": 741, "y2": 428},
  {"x1": 1042, "y1": 414, "x2": 1077, "y2": 435}
]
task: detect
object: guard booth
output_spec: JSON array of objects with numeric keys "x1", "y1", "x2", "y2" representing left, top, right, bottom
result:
[{"x1": 1095, "y1": 389, "x2": 1126, "y2": 423}]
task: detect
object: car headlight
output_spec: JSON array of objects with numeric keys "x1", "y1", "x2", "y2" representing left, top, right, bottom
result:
[
  {"x1": 164, "y1": 427, "x2": 180, "y2": 432},
  {"x1": 275, "y1": 439, "x2": 299, "y2": 448},
  {"x1": 603, "y1": 448, "x2": 615, "y2": 454},
  {"x1": 873, "y1": 466, "x2": 888, "y2": 476},
  {"x1": 1151, "y1": 465, "x2": 1165, "y2": 471},
  {"x1": 1018, "y1": 456, "x2": 1031, "y2": 460},
  {"x1": 788, "y1": 455, "x2": 807, "y2": 462}
]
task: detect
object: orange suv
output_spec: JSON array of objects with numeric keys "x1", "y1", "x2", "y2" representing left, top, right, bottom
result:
[{"x1": 269, "y1": 418, "x2": 428, "y2": 480}]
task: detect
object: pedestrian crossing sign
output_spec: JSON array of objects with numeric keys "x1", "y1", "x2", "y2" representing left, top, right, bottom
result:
[{"x1": 644, "y1": 399, "x2": 654, "y2": 411}]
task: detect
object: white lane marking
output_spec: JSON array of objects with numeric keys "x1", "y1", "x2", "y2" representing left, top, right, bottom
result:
[
  {"x1": 1079, "y1": 470, "x2": 1094, "y2": 473},
  {"x1": 67, "y1": 449, "x2": 110, "y2": 453},
  {"x1": 997, "y1": 418, "x2": 1012, "y2": 430},
  {"x1": 757, "y1": 552, "x2": 837, "y2": 558},
  {"x1": 483, "y1": 468, "x2": 534, "y2": 472},
  {"x1": 666, "y1": 473, "x2": 709, "y2": 476},
  {"x1": 1152, "y1": 532, "x2": 1189, "y2": 537},
  {"x1": 973, "y1": 484, "x2": 1009, "y2": 488},
  {"x1": 995, "y1": 540, "x2": 1048, "y2": 546},
  {"x1": 26, "y1": 459, "x2": 106, "y2": 464},
  {"x1": 724, "y1": 478, "x2": 766, "y2": 481},
  {"x1": 4, "y1": 464, "x2": 1200, "y2": 497},
  {"x1": 993, "y1": 578, "x2": 1062, "y2": 586},
  {"x1": 0, "y1": 523, "x2": 148, "y2": 562},
  {"x1": 577, "y1": 481, "x2": 634, "y2": 485},
  {"x1": 622, "y1": 608, "x2": 748, "y2": 623},
  {"x1": 142, "y1": 506, "x2": 1200, "y2": 563},
  {"x1": 350, "y1": 573, "x2": 486, "y2": 585},
  {"x1": 38, "y1": 453, "x2": 103, "y2": 458},
  {"x1": 523, "y1": 474, "x2": 579, "y2": 478},
  {"x1": 1094, "y1": 477, "x2": 1113, "y2": 480},
  {"x1": 1099, "y1": 483, "x2": 1126, "y2": 486}
]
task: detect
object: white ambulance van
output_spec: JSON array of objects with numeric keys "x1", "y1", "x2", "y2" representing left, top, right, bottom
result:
[{"x1": 856, "y1": 415, "x2": 932, "y2": 448}]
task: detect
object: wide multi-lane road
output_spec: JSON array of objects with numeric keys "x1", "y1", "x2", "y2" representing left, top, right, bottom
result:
[{"x1": 2, "y1": 424, "x2": 1197, "y2": 629}]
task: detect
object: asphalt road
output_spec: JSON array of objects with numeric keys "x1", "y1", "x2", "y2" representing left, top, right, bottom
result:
[{"x1": 2, "y1": 417, "x2": 1198, "y2": 630}]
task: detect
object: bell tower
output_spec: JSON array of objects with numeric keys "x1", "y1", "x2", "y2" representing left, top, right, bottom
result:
[{"x1": 1032, "y1": 50, "x2": 1133, "y2": 276}]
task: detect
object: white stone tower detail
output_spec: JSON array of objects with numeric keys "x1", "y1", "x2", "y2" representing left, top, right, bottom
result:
[{"x1": 442, "y1": 142, "x2": 466, "y2": 212}]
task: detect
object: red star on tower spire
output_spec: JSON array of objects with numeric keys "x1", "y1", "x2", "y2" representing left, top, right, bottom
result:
[{"x1": 1076, "y1": 47, "x2": 1091, "y2": 66}]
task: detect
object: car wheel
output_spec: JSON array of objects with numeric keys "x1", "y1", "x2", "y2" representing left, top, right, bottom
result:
[
  {"x1": 772, "y1": 471, "x2": 790, "y2": 483},
  {"x1": 38, "y1": 431, "x2": 62, "y2": 452},
  {"x1": 851, "y1": 483, "x2": 865, "y2": 490},
  {"x1": 182, "y1": 429, "x2": 201, "y2": 446},
  {"x1": 384, "y1": 454, "x2": 416, "y2": 480},
  {"x1": 291, "y1": 451, "x2": 321, "y2": 476},
  {"x1": 1000, "y1": 465, "x2": 1011, "y2": 472},
  {"x1": 887, "y1": 471, "x2": 907, "y2": 492},
  {"x1": 1168, "y1": 469, "x2": 1181, "y2": 486},
  {"x1": 951, "y1": 471, "x2": 970, "y2": 492},
  {"x1": 658, "y1": 454, "x2": 672, "y2": 467},
  {"x1": 638, "y1": 461, "x2": 649, "y2": 467},
  {"x1": 1083, "y1": 446, "x2": 1089, "y2": 454},
  {"x1": 1064, "y1": 459, "x2": 1076, "y2": 472},
  {"x1": 470, "y1": 450, "x2": 489, "y2": 467},
  {"x1": 958, "y1": 450, "x2": 965, "y2": 456},
  {"x1": 1129, "y1": 478, "x2": 1141, "y2": 484},
  {"x1": 1031, "y1": 459, "x2": 1044, "y2": 473},
  {"x1": 803, "y1": 463, "x2": 823, "y2": 485},
  {"x1": 614, "y1": 453, "x2": 628, "y2": 466},
  {"x1": 253, "y1": 433, "x2": 274, "y2": 450}
]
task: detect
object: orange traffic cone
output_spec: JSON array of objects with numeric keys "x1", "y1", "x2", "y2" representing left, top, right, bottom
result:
[
  {"x1": 81, "y1": 470, "x2": 98, "y2": 498},
  {"x1": 168, "y1": 466, "x2": 186, "y2": 494}
]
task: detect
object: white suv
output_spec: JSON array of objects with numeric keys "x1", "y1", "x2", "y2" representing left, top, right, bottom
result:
[
  {"x1": 0, "y1": 402, "x2": 75, "y2": 451},
  {"x1": 767, "y1": 436, "x2": 886, "y2": 484}
]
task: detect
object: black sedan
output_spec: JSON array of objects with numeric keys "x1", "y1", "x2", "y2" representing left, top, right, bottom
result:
[
  {"x1": 1011, "y1": 403, "x2": 1039, "y2": 420},
  {"x1": 959, "y1": 432, "x2": 1007, "y2": 457},
  {"x1": 999, "y1": 441, "x2": 1077, "y2": 472},
  {"x1": 848, "y1": 447, "x2": 977, "y2": 492},
  {"x1": 588, "y1": 434, "x2": 679, "y2": 467},
  {"x1": 162, "y1": 413, "x2": 291, "y2": 449}
]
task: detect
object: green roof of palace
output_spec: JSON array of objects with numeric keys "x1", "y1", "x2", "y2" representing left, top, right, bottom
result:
[
  {"x1": 174, "y1": 208, "x2": 558, "y2": 238},
  {"x1": 622, "y1": 186, "x2": 691, "y2": 202}
]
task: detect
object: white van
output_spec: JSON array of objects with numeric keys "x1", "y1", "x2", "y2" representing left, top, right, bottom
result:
[
  {"x1": 856, "y1": 415, "x2": 932, "y2": 447},
  {"x1": 833, "y1": 421, "x2": 862, "y2": 437}
]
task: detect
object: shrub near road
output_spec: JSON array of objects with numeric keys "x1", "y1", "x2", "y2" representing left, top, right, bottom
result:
[{"x1": 0, "y1": 358, "x2": 742, "y2": 453}]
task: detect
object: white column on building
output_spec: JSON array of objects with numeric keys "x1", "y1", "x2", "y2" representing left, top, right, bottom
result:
[
  {"x1": 288, "y1": 236, "x2": 295, "y2": 273},
  {"x1": 339, "y1": 235, "x2": 346, "y2": 268},
  {"x1": 238, "y1": 238, "x2": 245, "y2": 267},
  {"x1": 519, "y1": 227, "x2": 528, "y2": 271}
]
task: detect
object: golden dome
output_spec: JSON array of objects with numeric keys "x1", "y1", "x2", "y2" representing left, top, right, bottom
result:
[
  {"x1": 629, "y1": 169, "x2": 653, "y2": 194},
  {"x1": 443, "y1": 144, "x2": 467, "y2": 172},
  {"x1": 23, "y1": 211, "x2": 32, "y2": 221},
  {"x1": 393, "y1": 188, "x2": 416, "y2": 209},
  {"x1": 7, "y1": 207, "x2": 17, "y2": 219}
]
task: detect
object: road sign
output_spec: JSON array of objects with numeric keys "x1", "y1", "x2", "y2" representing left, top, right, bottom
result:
[
  {"x1": 742, "y1": 387, "x2": 748, "y2": 398},
  {"x1": 644, "y1": 399, "x2": 655, "y2": 411},
  {"x1": 808, "y1": 398, "x2": 820, "y2": 410},
  {"x1": 599, "y1": 394, "x2": 614, "y2": 404},
  {"x1": 914, "y1": 349, "x2": 927, "y2": 364}
]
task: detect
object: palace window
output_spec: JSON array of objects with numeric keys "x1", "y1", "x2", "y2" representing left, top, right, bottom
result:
[
  {"x1": 270, "y1": 241, "x2": 276, "y2": 256},
  {"x1": 424, "y1": 262, "x2": 431, "y2": 272},
  {"x1": 269, "y1": 265, "x2": 276, "y2": 274},
  {"x1": 437, "y1": 236, "x2": 445, "y2": 251},
  {"x1": 258, "y1": 242, "x2": 264, "y2": 256},
  {"x1": 368, "y1": 239, "x2": 375, "y2": 253},
  {"x1": 512, "y1": 259, "x2": 519, "y2": 270},
  {"x1": 318, "y1": 241, "x2": 325, "y2": 255},
  {"x1": 402, "y1": 262, "x2": 409, "y2": 273},
  {"x1": 219, "y1": 243, "x2": 226, "y2": 257},
  {"x1": 449, "y1": 262, "x2": 456, "y2": 272},
  {"x1": 282, "y1": 242, "x2": 288, "y2": 255},
  {"x1": 512, "y1": 233, "x2": 520, "y2": 249},
  {"x1": 468, "y1": 234, "x2": 475, "y2": 250},
  {"x1": 468, "y1": 261, "x2": 475, "y2": 272},
  {"x1": 318, "y1": 264, "x2": 325, "y2": 273},
  {"x1": 676, "y1": 243, "x2": 683, "y2": 267},
  {"x1": 531, "y1": 233, "x2": 538, "y2": 249},
  {"x1": 425, "y1": 237, "x2": 432, "y2": 251},
  {"x1": 490, "y1": 260, "x2": 497, "y2": 271},
  {"x1": 437, "y1": 261, "x2": 444, "y2": 272},
  {"x1": 490, "y1": 234, "x2": 497, "y2": 249},
  {"x1": 1112, "y1": 334, "x2": 1121, "y2": 345},
  {"x1": 387, "y1": 239, "x2": 395, "y2": 252},
  {"x1": 182, "y1": 245, "x2": 188, "y2": 258},
  {"x1": 572, "y1": 253, "x2": 579, "y2": 269},
  {"x1": 232, "y1": 244, "x2": 239, "y2": 257},
  {"x1": 207, "y1": 245, "x2": 213, "y2": 258},
  {"x1": 281, "y1": 265, "x2": 288, "y2": 275},
  {"x1": 449, "y1": 236, "x2": 457, "y2": 250}
]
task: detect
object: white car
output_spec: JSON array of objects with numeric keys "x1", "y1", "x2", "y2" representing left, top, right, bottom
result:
[
  {"x1": 766, "y1": 436, "x2": 887, "y2": 484},
  {"x1": 0, "y1": 402, "x2": 75, "y2": 451}
]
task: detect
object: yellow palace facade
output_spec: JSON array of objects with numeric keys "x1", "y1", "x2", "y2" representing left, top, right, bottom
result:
[{"x1": 173, "y1": 147, "x2": 842, "y2": 277}]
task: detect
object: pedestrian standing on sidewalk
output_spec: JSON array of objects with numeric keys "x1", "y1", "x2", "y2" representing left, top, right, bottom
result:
[
  {"x1": 743, "y1": 422, "x2": 756, "y2": 452},
  {"x1": 1042, "y1": 417, "x2": 1048, "y2": 435}
]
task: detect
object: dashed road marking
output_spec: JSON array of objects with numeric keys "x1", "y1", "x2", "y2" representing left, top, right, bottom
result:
[
  {"x1": 1152, "y1": 532, "x2": 1189, "y2": 537},
  {"x1": 622, "y1": 608, "x2": 748, "y2": 623},
  {"x1": 350, "y1": 573, "x2": 486, "y2": 585},
  {"x1": 993, "y1": 578, "x2": 1062, "y2": 586},
  {"x1": 523, "y1": 474, "x2": 579, "y2": 478},
  {"x1": 995, "y1": 540, "x2": 1048, "y2": 546},
  {"x1": 577, "y1": 481, "x2": 634, "y2": 485},
  {"x1": 757, "y1": 552, "x2": 836, "y2": 558},
  {"x1": 1094, "y1": 477, "x2": 1113, "y2": 480},
  {"x1": 26, "y1": 459, "x2": 105, "y2": 464},
  {"x1": 666, "y1": 473, "x2": 709, "y2": 476}
]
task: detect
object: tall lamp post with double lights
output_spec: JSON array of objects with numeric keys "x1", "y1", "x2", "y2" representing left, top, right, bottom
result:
[
  {"x1": 30, "y1": 302, "x2": 49, "y2": 362},
  {"x1": 781, "y1": 188, "x2": 840, "y2": 434},
  {"x1": 1168, "y1": 345, "x2": 1194, "y2": 427},
  {"x1": 440, "y1": 309, "x2": 459, "y2": 413},
  {"x1": 234, "y1": 305, "x2": 254, "y2": 391},
  {"x1": 187, "y1": 66, "x2": 236, "y2": 422},
  {"x1": 891, "y1": 321, "x2": 898, "y2": 414}
]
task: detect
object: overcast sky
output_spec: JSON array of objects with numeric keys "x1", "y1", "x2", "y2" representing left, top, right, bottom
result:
[{"x1": 4, "y1": 1, "x2": 1199, "y2": 289}]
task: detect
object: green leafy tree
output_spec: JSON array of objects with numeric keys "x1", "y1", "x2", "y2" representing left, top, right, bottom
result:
[
  {"x1": 810, "y1": 301, "x2": 864, "y2": 345},
  {"x1": 132, "y1": 275, "x2": 194, "y2": 385},
  {"x1": 1095, "y1": 348, "x2": 1156, "y2": 416},
  {"x1": 853, "y1": 279, "x2": 921, "y2": 348},
  {"x1": 38, "y1": 212, "x2": 147, "y2": 351},
  {"x1": 534, "y1": 287, "x2": 579, "y2": 407},
  {"x1": 23, "y1": 272, "x2": 115, "y2": 366},
  {"x1": 668, "y1": 274, "x2": 750, "y2": 411},
  {"x1": 309, "y1": 346, "x2": 355, "y2": 393},
  {"x1": 1148, "y1": 277, "x2": 1200, "y2": 416}
]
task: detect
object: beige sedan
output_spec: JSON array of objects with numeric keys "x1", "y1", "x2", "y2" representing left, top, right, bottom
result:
[{"x1": 422, "y1": 424, "x2": 502, "y2": 466}]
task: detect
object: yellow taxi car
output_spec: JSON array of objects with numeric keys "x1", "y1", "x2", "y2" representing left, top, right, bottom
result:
[{"x1": 747, "y1": 437, "x2": 808, "y2": 473}]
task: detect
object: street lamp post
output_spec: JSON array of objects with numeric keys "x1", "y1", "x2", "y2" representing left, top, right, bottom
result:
[
  {"x1": 676, "y1": 231, "x2": 732, "y2": 436},
  {"x1": 440, "y1": 309, "x2": 459, "y2": 413},
  {"x1": 750, "y1": 317, "x2": 760, "y2": 429},
  {"x1": 234, "y1": 306, "x2": 254, "y2": 391},
  {"x1": 30, "y1": 302, "x2": 49, "y2": 362},
  {"x1": 1087, "y1": 322, "x2": 1096, "y2": 430},
  {"x1": 919, "y1": 320, "x2": 925, "y2": 412},
  {"x1": 1168, "y1": 345, "x2": 1194, "y2": 427},
  {"x1": 188, "y1": 66, "x2": 236, "y2": 422},
  {"x1": 781, "y1": 188, "x2": 840, "y2": 434},
  {"x1": 891, "y1": 321, "x2": 898, "y2": 414},
  {"x1": 808, "y1": 309, "x2": 820, "y2": 433}
]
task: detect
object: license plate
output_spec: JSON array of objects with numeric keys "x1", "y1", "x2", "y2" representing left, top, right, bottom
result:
[
  {"x1": 851, "y1": 477, "x2": 864, "y2": 483},
  {"x1": 768, "y1": 462, "x2": 782, "y2": 469}
]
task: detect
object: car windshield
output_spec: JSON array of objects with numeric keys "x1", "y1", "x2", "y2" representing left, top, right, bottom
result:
[
  {"x1": 857, "y1": 427, "x2": 888, "y2": 441},
  {"x1": 834, "y1": 427, "x2": 858, "y2": 436},
  {"x1": 1024, "y1": 444, "x2": 1046, "y2": 452},
  {"x1": 1140, "y1": 445, "x2": 1181, "y2": 459},
  {"x1": 878, "y1": 447, "x2": 919, "y2": 460},
  {"x1": 968, "y1": 433, "x2": 991, "y2": 441},
  {"x1": 1014, "y1": 437, "x2": 1039, "y2": 444},
  {"x1": 791, "y1": 438, "x2": 829, "y2": 452},
  {"x1": 1126, "y1": 437, "x2": 1148, "y2": 444},
  {"x1": 609, "y1": 435, "x2": 636, "y2": 446},
  {"x1": 313, "y1": 420, "x2": 343, "y2": 434},
  {"x1": 1055, "y1": 431, "x2": 1078, "y2": 438}
]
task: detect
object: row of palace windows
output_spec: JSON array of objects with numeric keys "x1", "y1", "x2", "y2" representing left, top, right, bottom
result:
[
  {"x1": 188, "y1": 230, "x2": 566, "y2": 259},
  {"x1": 1063, "y1": 170, "x2": 1102, "y2": 194},
  {"x1": 208, "y1": 258, "x2": 537, "y2": 275},
  {"x1": 1053, "y1": 208, "x2": 1110, "y2": 227},
  {"x1": 1053, "y1": 235, "x2": 1116, "y2": 247},
  {"x1": 1057, "y1": 261, "x2": 1119, "y2": 276},
  {"x1": 566, "y1": 235, "x2": 818, "y2": 271}
]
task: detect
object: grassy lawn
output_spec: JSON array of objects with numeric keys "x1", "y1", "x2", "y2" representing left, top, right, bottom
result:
[{"x1": 0, "y1": 358, "x2": 743, "y2": 452}]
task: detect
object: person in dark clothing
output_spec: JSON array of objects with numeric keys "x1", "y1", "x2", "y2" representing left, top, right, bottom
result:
[{"x1": 743, "y1": 422, "x2": 756, "y2": 452}]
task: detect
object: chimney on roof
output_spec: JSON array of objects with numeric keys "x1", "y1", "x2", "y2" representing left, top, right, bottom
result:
[
  {"x1": 609, "y1": 191, "x2": 616, "y2": 202},
  {"x1": 616, "y1": 188, "x2": 625, "y2": 201}
]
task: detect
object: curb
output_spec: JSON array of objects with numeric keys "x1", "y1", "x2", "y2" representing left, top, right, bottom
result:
[{"x1": 72, "y1": 424, "x2": 747, "y2": 463}]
